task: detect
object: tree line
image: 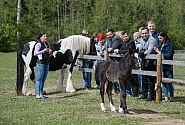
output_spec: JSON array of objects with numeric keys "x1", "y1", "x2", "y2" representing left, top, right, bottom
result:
[{"x1": 0, "y1": 0, "x2": 185, "y2": 52}]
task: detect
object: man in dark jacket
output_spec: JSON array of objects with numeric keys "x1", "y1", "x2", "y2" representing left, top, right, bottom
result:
[
  {"x1": 114, "y1": 31, "x2": 138, "y2": 97},
  {"x1": 106, "y1": 28, "x2": 122, "y2": 62}
]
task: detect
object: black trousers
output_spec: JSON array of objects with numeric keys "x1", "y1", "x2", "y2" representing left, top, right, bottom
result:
[
  {"x1": 141, "y1": 64, "x2": 156, "y2": 99},
  {"x1": 129, "y1": 74, "x2": 139, "y2": 96}
]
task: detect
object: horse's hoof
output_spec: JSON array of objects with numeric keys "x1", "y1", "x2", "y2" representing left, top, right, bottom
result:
[
  {"x1": 101, "y1": 108, "x2": 106, "y2": 112},
  {"x1": 16, "y1": 91, "x2": 24, "y2": 96},
  {"x1": 111, "y1": 107, "x2": 116, "y2": 112},
  {"x1": 58, "y1": 88, "x2": 66, "y2": 93},
  {"x1": 124, "y1": 110, "x2": 129, "y2": 114},
  {"x1": 119, "y1": 108, "x2": 123, "y2": 113},
  {"x1": 25, "y1": 91, "x2": 32, "y2": 96},
  {"x1": 66, "y1": 89, "x2": 76, "y2": 93}
]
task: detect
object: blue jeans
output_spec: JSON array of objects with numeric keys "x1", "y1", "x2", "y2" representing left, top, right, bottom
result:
[
  {"x1": 126, "y1": 84, "x2": 132, "y2": 95},
  {"x1": 35, "y1": 63, "x2": 49, "y2": 95},
  {"x1": 82, "y1": 60, "x2": 91, "y2": 88},
  {"x1": 162, "y1": 82, "x2": 174, "y2": 97},
  {"x1": 138, "y1": 74, "x2": 142, "y2": 93}
]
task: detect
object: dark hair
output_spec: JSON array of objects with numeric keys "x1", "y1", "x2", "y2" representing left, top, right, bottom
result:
[
  {"x1": 139, "y1": 27, "x2": 145, "y2": 31},
  {"x1": 158, "y1": 32, "x2": 169, "y2": 41},
  {"x1": 38, "y1": 33, "x2": 46, "y2": 39},
  {"x1": 121, "y1": 30, "x2": 129, "y2": 36},
  {"x1": 141, "y1": 27, "x2": 149, "y2": 33},
  {"x1": 106, "y1": 28, "x2": 114, "y2": 33}
]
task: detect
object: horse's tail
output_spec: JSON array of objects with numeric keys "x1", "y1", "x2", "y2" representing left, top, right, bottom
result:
[{"x1": 16, "y1": 46, "x2": 24, "y2": 95}]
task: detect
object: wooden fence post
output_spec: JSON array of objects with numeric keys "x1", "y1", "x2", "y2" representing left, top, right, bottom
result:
[
  {"x1": 156, "y1": 54, "x2": 162, "y2": 102},
  {"x1": 104, "y1": 51, "x2": 109, "y2": 60}
]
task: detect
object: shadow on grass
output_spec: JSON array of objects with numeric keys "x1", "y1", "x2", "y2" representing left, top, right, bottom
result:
[
  {"x1": 129, "y1": 109, "x2": 182, "y2": 116},
  {"x1": 174, "y1": 96, "x2": 185, "y2": 103},
  {"x1": 51, "y1": 93, "x2": 86, "y2": 99},
  {"x1": 45, "y1": 87, "x2": 94, "y2": 99},
  {"x1": 129, "y1": 109, "x2": 157, "y2": 114}
]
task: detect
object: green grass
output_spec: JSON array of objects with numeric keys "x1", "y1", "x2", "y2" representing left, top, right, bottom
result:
[{"x1": 0, "y1": 52, "x2": 185, "y2": 125}]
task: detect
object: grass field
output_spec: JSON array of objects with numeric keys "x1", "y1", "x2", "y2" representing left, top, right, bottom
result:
[{"x1": 0, "y1": 52, "x2": 185, "y2": 125}]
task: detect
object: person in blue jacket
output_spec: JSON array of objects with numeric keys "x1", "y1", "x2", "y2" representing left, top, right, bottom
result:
[{"x1": 154, "y1": 32, "x2": 175, "y2": 102}]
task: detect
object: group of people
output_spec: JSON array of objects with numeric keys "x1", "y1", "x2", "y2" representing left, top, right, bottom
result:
[
  {"x1": 80, "y1": 20, "x2": 175, "y2": 103},
  {"x1": 33, "y1": 20, "x2": 175, "y2": 102}
]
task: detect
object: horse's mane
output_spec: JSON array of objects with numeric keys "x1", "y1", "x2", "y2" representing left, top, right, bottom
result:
[{"x1": 59, "y1": 35, "x2": 91, "y2": 55}]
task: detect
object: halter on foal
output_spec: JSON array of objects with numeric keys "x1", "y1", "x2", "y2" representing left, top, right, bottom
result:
[{"x1": 95, "y1": 49, "x2": 140, "y2": 114}]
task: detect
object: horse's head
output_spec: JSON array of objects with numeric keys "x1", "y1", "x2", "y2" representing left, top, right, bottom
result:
[{"x1": 126, "y1": 49, "x2": 140, "y2": 69}]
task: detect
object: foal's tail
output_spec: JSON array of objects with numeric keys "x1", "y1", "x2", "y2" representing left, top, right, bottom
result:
[
  {"x1": 16, "y1": 46, "x2": 24, "y2": 95},
  {"x1": 95, "y1": 62, "x2": 101, "y2": 81},
  {"x1": 95, "y1": 67, "x2": 99, "y2": 81}
]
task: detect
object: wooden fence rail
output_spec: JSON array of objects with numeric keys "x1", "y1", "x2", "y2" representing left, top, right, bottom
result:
[{"x1": 74, "y1": 51, "x2": 185, "y2": 102}]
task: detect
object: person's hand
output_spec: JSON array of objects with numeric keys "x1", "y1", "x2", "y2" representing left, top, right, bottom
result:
[
  {"x1": 49, "y1": 49, "x2": 52, "y2": 54},
  {"x1": 99, "y1": 51, "x2": 104, "y2": 55},
  {"x1": 43, "y1": 48, "x2": 49, "y2": 53},
  {"x1": 108, "y1": 48, "x2": 112, "y2": 52},
  {"x1": 154, "y1": 46, "x2": 160, "y2": 54},
  {"x1": 114, "y1": 49, "x2": 118, "y2": 54}
]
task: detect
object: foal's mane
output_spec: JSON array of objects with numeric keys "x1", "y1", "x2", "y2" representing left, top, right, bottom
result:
[
  {"x1": 119, "y1": 52, "x2": 129, "y2": 63},
  {"x1": 59, "y1": 35, "x2": 91, "y2": 54}
]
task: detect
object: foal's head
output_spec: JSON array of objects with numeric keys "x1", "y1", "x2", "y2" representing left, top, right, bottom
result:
[{"x1": 125, "y1": 49, "x2": 140, "y2": 69}]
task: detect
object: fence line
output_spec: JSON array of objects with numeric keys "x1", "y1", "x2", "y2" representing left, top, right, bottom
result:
[{"x1": 74, "y1": 51, "x2": 185, "y2": 102}]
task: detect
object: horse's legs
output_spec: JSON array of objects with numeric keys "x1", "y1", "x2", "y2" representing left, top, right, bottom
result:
[
  {"x1": 119, "y1": 88, "x2": 129, "y2": 114},
  {"x1": 100, "y1": 80, "x2": 106, "y2": 112},
  {"x1": 57, "y1": 69, "x2": 66, "y2": 92},
  {"x1": 107, "y1": 82, "x2": 116, "y2": 112},
  {"x1": 66, "y1": 66, "x2": 75, "y2": 93},
  {"x1": 22, "y1": 66, "x2": 32, "y2": 96}
]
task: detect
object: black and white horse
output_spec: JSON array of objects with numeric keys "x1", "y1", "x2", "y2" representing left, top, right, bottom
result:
[
  {"x1": 95, "y1": 49, "x2": 140, "y2": 114},
  {"x1": 16, "y1": 35, "x2": 92, "y2": 96}
]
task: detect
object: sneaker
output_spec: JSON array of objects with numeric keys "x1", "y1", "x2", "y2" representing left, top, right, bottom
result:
[
  {"x1": 138, "y1": 95, "x2": 148, "y2": 99},
  {"x1": 42, "y1": 95, "x2": 48, "y2": 98},
  {"x1": 145, "y1": 97, "x2": 155, "y2": 101},
  {"x1": 168, "y1": 100, "x2": 174, "y2": 103},
  {"x1": 162, "y1": 100, "x2": 168, "y2": 103},
  {"x1": 36, "y1": 96, "x2": 45, "y2": 99},
  {"x1": 94, "y1": 85, "x2": 100, "y2": 89}
]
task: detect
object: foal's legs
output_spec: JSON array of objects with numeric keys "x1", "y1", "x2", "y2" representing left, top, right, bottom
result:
[
  {"x1": 100, "y1": 80, "x2": 106, "y2": 112},
  {"x1": 119, "y1": 88, "x2": 129, "y2": 114},
  {"x1": 107, "y1": 82, "x2": 116, "y2": 112}
]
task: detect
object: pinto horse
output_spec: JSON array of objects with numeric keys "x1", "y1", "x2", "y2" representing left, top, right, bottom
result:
[
  {"x1": 16, "y1": 35, "x2": 92, "y2": 96},
  {"x1": 95, "y1": 49, "x2": 140, "y2": 114}
]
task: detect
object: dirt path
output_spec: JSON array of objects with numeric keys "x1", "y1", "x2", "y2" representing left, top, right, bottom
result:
[{"x1": 127, "y1": 111, "x2": 185, "y2": 125}]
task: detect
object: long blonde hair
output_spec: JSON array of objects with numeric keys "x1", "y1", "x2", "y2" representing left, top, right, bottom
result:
[{"x1": 115, "y1": 31, "x2": 124, "y2": 40}]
